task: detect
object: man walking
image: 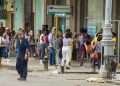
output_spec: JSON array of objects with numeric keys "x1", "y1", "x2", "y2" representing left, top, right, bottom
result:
[{"x1": 16, "y1": 28, "x2": 29, "y2": 81}]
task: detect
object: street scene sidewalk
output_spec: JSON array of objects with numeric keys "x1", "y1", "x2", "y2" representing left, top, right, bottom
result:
[
  {"x1": 2, "y1": 57, "x2": 120, "y2": 74},
  {"x1": 0, "y1": 57, "x2": 120, "y2": 86}
]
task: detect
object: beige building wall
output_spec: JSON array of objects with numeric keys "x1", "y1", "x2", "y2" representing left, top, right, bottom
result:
[
  {"x1": 87, "y1": 0, "x2": 104, "y2": 32},
  {"x1": 70, "y1": 0, "x2": 77, "y2": 33},
  {"x1": 6, "y1": 12, "x2": 11, "y2": 28}
]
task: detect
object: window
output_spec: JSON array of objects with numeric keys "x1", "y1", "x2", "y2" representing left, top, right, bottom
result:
[{"x1": 0, "y1": 0, "x2": 4, "y2": 7}]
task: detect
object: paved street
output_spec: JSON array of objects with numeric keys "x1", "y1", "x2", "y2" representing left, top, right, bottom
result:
[{"x1": 0, "y1": 58, "x2": 120, "y2": 86}]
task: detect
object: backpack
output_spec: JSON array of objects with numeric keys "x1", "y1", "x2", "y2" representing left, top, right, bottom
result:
[{"x1": 44, "y1": 35, "x2": 49, "y2": 44}]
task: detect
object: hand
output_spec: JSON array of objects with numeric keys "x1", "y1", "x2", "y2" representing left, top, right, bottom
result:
[{"x1": 25, "y1": 54, "x2": 28, "y2": 60}]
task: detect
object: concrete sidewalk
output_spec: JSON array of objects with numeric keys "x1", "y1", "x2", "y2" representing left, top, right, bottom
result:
[
  {"x1": 1, "y1": 57, "x2": 120, "y2": 74},
  {"x1": 0, "y1": 58, "x2": 120, "y2": 86}
]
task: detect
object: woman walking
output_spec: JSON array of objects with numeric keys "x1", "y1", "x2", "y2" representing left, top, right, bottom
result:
[{"x1": 61, "y1": 31, "x2": 73, "y2": 73}]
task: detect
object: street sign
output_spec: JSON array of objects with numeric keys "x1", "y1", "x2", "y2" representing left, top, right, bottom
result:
[{"x1": 47, "y1": 5, "x2": 71, "y2": 16}]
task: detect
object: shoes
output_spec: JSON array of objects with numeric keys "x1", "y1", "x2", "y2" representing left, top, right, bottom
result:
[
  {"x1": 17, "y1": 78, "x2": 26, "y2": 81},
  {"x1": 61, "y1": 66, "x2": 64, "y2": 73},
  {"x1": 40, "y1": 60, "x2": 43, "y2": 65},
  {"x1": 66, "y1": 67, "x2": 70, "y2": 70}
]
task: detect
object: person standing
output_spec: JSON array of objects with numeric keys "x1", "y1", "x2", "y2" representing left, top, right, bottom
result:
[
  {"x1": 16, "y1": 28, "x2": 30, "y2": 81},
  {"x1": 39, "y1": 30, "x2": 46, "y2": 64},
  {"x1": 61, "y1": 31, "x2": 73, "y2": 73},
  {"x1": 0, "y1": 22, "x2": 5, "y2": 36},
  {"x1": 91, "y1": 35, "x2": 102, "y2": 72},
  {"x1": 2, "y1": 28, "x2": 10, "y2": 64},
  {"x1": 48, "y1": 27, "x2": 56, "y2": 65}
]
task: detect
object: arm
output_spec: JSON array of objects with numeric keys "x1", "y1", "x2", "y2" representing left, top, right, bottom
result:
[{"x1": 25, "y1": 39, "x2": 30, "y2": 60}]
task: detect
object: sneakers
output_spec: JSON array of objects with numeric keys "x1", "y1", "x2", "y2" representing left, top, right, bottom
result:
[
  {"x1": 2, "y1": 58, "x2": 10, "y2": 65},
  {"x1": 66, "y1": 66, "x2": 70, "y2": 70},
  {"x1": 40, "y1": 60, "x2": 43, "y2": 65},
  {"x1": 17, "y1": 77, "x2": 26, "y2": 81},
  {"x1": 60, "y1": 66, "x2": 64, "y2": 74}
]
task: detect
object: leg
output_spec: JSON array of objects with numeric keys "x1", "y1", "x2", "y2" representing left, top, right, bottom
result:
[
  {"x1": 50, "y1": 47, "x2": 55, "y2": 65},
  {"x1": 59, "y1": 48, "x2": 63, "y2": 64},
  {"x1": 60, "y1": 47, "x2": 66, "y2": 73},
  {"x1": 39, "y1": 44, "x2": 45, "y2": 64},
  {"x1": 41, "y1": 44, "x2": 45, "y2": 60},
  {"x1": 56, "y1": 49, "x2": 59, "y2": 66},
  {"x1": 61, "y1": 47, "x2": 66, "y2": 66},
  {"x1": 49, "y1": 47, "x2": 53, "y2": 65},
  {"x1": 21, "y1": 59, "x2": 28, "y2": 79},
  {"x1": 66, "y1": 47, "x2": 72, "y2": 68},
  {"x1": 16, "y1": 59, "x2": 23, "y2": 78}
]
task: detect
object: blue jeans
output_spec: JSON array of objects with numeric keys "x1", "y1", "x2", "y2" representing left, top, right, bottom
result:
[
  {"x1": 2, "y1": 47, "x2": 9, "y2": 59},
  {"x1": 49, "y1": 47, "x2": 55, "y2": 65},
  {"x1": 39, "y1": 44, "x2": 46, "y2": 60}
]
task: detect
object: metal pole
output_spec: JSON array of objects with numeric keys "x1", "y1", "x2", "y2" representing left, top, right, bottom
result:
[
  {"x1": 101, "y1": 0, "x2": 113, "y2": 79},
  {"x1": 118, "y1": 21, "x2": 120, "y2": 63}
]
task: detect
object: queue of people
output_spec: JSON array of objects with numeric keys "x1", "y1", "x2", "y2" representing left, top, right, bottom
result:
[
  {"x1": 0, "y1": 22, "x2": 117, "y2": 81},
  {"x1": 0, "y1": 22, "x2": 15, "y2": 64}
]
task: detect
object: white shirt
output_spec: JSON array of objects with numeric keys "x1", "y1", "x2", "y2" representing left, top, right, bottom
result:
[
  {"x1": 48, "y1": 33, "x2": 56, "y2": 47},
  {"x1": 0, "y1": 36, "x2": 4, "y2": 45},
  {"x1": 39, "y1": 34, "x2": 45, "y2": 44}
]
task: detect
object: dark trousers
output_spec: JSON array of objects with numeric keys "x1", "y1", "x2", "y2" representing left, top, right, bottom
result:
[
  {"x1": 16, "y1": 58, "x2": 28, "y2": 79},
  {"x1": 2, "y1": 47, "x2": 9, "y2": 59}
]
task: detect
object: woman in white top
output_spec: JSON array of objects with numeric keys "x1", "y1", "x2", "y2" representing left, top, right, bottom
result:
[{"x1": 61, "y1": 32, "x2": 73, "y2": 72}]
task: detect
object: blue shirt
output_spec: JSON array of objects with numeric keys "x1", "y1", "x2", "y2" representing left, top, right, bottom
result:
[{"x1": 16, "y1": 38, "x2": 29, "y2": 59}]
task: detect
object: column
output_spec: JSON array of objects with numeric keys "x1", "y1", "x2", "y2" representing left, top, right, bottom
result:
[
  {"x1": 24, "y1": 0, "x2": 32, "y2": 31},
  {"x1": 66, "y1": 0, "x2": 70, "y2": 31},
  {"x1": 14, "y1": 0, "x2": 24, "y2": 32},
  {"x1": 76, "y1": 0, "x2": 80, "y2": 32},
  {"x1": 87, "y1": 0, "x2": 104, "y2": 31},
  {"x1": 101, "y1": 0, "x2": 113, "y2": 79},
  {"x1": 34, "y1": 0, "x2": 45, "y2": 38},
  {"x1": 70, "y1": 0, "x2": 77, "y2": 33}
]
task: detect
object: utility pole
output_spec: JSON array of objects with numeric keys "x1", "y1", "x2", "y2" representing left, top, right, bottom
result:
[{"x1": 101, "y1": 0, "x2": 113, "y2": 79}]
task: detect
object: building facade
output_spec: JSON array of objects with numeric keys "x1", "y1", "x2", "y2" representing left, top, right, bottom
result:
[
  {"x1": 1, "y1": 0, "x2": 120, "y2": 37},
  {"x1": 70, "y1": 0, "x2": 120, "y2": 34}
]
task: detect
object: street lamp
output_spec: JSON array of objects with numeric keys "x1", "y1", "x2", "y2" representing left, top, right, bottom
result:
[{"x1": 101, "y1": 0, "x2": 113, "y2": 79}]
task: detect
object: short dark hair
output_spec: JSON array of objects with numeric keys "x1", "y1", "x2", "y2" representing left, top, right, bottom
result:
[
  {"x1": 65, "y1": 32, "x2": 72, "y2": 38},
  {"x1": 65, "y1": 29, "x2": 70, "y2": 33},
  {"x1": 86, "y1": 41, "x2": 91, "y2": 45},
  {"x1": 97, "y1": 35, "x2": 102, "y2": 41},
  {"x1": 80, "y1": 28, "x2": 87, "y2": 33}
]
